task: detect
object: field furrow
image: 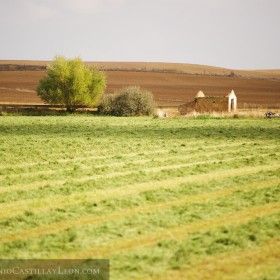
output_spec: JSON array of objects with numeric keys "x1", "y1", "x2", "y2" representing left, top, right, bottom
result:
[
  {"x1": 55, "y1": 202, "x2": 280, "y2": 259},
  {"x1": 0, "y1": 148, "x2": 171, "y2": 171},
  {"x1": 1, "y1": 141, "x2": 270, "y2": 182},
  {"x1": 0, "y1": 163, "x2": 278, "y2": 219},
  {"x1": 0, "y1": 146, "x2": 277, "y2": 195},
  {"x1": 0, "y1": 178, "x2": 278, "y2": 243},
  {"x1": 146, "y1": 238, "x2": 280, "y2": 280}
]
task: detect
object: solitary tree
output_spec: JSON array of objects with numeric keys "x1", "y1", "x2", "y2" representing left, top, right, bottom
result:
[{"x1": 37, "y1": 56, "x2": 106, "y2": 112}]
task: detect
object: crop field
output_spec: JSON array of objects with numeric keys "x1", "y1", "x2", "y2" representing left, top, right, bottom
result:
[
  {"x1": 0, "y1": 116, "x2": 279, "y2": 279},
  {"x1": 1, "y1": 61, "x2": 280, "y2": 107}
]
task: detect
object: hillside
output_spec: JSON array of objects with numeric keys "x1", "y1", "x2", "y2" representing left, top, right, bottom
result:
[{"x1": 0, "y1": 60, "x2": 279, "y2": 107}]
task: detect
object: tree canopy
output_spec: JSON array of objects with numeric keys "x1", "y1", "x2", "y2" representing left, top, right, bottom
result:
[{"x1": 37, "y1": 56, "x2": 106, "y2": 112}]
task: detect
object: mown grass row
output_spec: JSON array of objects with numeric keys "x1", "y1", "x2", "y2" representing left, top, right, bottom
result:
[
  {"x1": 0, "y1": 116, "x2": 279, "y2": 279},
  {"x1": 139, "y1": 237, "x2": 280, "y2": 280},
  {"x1": 0, "y1": 150, "x2": 277, "y2": 198},
  {"x1": 1, "y1": 116, "x2": 278, "y2": 167},
  {"x1": 0, "y1": 179, "x2": 279, "y2": 259},
  {"x1": 2, "y1": 141, "x2": 274, "y2": 179},
  {"x1": 0, "y1": 163, "x2": 279, "y2": 221},
  {"x1": 0, "y1": 173, "x2": 278, "y2": 241},
  {"x1": 0, "y1": 167, "x2": 277, "y2": 239}
]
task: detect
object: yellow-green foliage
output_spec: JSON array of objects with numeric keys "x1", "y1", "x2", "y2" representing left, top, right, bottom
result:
[{"x1": 37, "y1": 56, "x2": 106, "y2": 112}]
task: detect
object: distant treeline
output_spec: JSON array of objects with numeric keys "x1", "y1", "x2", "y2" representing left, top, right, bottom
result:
[
  {"x1": 0, "y1": 64, "x2": 278, "y2": 81},
  {"x1": 0, "y1": 64, "x2": 47, "y2": 71},
  {"x1": 0, "y1": 64, "x2": 186, "y2": 73},
  {"x1": 0, "y1": 63, "x2": 237, "y2": 77}
]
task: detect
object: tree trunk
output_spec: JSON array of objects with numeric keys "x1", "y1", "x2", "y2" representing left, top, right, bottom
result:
[{"x1": 66, "y1": 106, "x2": 76, "y2": 113}]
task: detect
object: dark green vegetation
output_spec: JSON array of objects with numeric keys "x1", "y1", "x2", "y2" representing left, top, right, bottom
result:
[
  {"x1": 98, "y1": 86, "x2": 155, "y2": 116},
  {"x1": 0, "y1": 116, "x2": 279, "y2": 279},
  {"x1": 37, "y1": 56, "x2": 106, "y2": 112}
]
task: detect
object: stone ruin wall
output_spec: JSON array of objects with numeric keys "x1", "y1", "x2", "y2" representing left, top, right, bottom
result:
[{"x1": 179, "y1": 96, "x2": 228, "y2": 115}]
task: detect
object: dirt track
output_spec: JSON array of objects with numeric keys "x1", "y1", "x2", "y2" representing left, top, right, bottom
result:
[{"x1": 0, "y1": 61, "x2": 279, "y2": 107}]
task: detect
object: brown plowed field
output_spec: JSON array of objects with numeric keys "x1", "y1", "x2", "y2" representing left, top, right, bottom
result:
[
  {"x1": 0, "y1": 71, "x2": 44, "y2": 104},
  {"x1": 0, "y1": 61, "x2": 279, "y2": 107}
]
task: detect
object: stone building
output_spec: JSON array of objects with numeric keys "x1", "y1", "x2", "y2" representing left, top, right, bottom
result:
[{"x1": 179, "y1": 90, "x2": 237, "y2": 115}]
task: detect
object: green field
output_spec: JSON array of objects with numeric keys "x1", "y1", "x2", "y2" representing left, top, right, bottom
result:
[{"x1": 0, "y1": 116, "x2": 279, "y2": 280}]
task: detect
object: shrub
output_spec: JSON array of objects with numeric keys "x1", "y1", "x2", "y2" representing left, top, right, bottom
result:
[
  {"x1": 98, "y1": 86, "x2": 155, "y2": 116},
  {"x1": 98, "y1": 94, "x2": 115, "y2": 115}
]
